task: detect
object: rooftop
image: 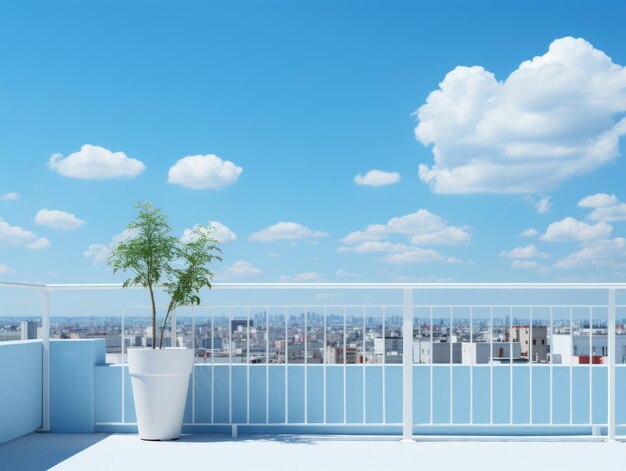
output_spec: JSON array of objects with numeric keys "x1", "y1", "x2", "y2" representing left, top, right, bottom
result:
[
  {"x1": 2, "y1": 282, "x2": 626, "y2": 470},
  {"x1": 1, "y1": 433, "x2": 624, "y2": 471}
]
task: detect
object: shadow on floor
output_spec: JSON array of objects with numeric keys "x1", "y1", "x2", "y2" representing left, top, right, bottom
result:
[
  {"x1": 0, "y1": 432, "x2": 110, "y2": 471},
  {"x1": 176, "y1": 433, "x2": 321, "y2": 445},
  {"x1": 176, "y1": 433, "x2": 403, "y2": 445}
]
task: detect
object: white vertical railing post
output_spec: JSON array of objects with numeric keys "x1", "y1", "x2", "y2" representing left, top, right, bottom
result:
[
  {"x1": 401, "y1": 288, "x2": 415, "y2": 443},
  {"x1": 41, "y1": 288, "x2": 50, "y2": 432},
  {"x1": 608, "y1": 288, "x2": 616, "y2": 441}
]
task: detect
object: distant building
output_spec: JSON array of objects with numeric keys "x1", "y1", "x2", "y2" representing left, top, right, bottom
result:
[
  {"x1": 414, "y1": 339, "x2": 521, "y2": 364},
  {"x1": 374, "y1": 336, "x2": 402, "y2": 356},
  {"x1": 461, "y1": 342, "x2": 521, "y2": 364},
  {"x1": 507, "y1": 326, "x2": 548, "y2": 362},
  {"x1": 551, "y1": 334, "x2": 626, "y2": 364},
  {"x1": 413, "y1": 339, "x2": 462, "y2": 364},
  {"x1": 231, "y1": 319, "x2": 253, "y2": 333},
  {"x1": 201, "y1": 337, "x2": 223, "y2": 350},
  {"x1": 325, "y1": 346, "x2": 358, "y2": 364},
  {"x1": 20, "y1": 320, "x2": 38, "y2": 340}
]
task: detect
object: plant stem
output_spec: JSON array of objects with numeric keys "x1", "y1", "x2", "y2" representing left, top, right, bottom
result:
[{"x1": 159, "y1": 299, "x2": 176, "y2": 349}]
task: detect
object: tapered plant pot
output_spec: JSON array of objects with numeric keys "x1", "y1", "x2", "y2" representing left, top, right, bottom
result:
[{"x1": 128, "y1": 347, "x2": 194, "y2": 440}]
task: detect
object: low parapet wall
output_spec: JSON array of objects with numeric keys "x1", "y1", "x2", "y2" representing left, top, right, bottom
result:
[{"x1": 0, "y1": 340, "x2": 42, "y2": 444}]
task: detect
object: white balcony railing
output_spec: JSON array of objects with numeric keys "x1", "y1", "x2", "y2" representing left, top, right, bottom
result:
[{"x1": 1, "y1": 281, "x2": 625, "y2": 441}]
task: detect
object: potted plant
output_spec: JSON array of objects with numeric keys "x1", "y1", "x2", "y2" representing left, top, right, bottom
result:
[{"x1": 109, "y1": 201, "x2": 221, "y2": 440}]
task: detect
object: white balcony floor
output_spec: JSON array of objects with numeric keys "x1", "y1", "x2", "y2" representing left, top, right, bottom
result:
[{"x1": 1, "y1": 433, "x2": 625, "y2": 471}]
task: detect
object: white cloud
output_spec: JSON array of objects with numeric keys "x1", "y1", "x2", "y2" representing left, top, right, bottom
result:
[
  {"x1": 383, "y1": 247, "x2": 453, "y2": 264},
  {"x1": 0, "y1": 262, "x2": 15, "y2": 274},
  {"x1": 578, "y1": 193, "x2": 618, "y2": 208},
  {"x1": 415, "y1": 37, "x2": 626, "y2": 194},
  {"x1": 338, "y1": 241, "x2": 409, "y2": 253},
  {"x1": 521, "y1": 228, "x2": 539, "y2": 237},
  {"x1": 536, "y1": 196, "x2": 552, "y2": 214},
  {"x1": 541, "y1": 217, "x2": 612, "y2": 241},
  {"x1": 410, "y1": 226, "x2": 471, "y2": 245},
  {"x1": 223, "y1": 260, "x2": 261, "y2": 278},
  {"x1": 181, "y1": 221, "x2": 237, "y2": 244},
  {"x1": 354, "y1": 170, "x2": 400, "y2": 187},
  {"x1": 0, "y1": 220, "x2": 37, "y2": 245},
  {"x1": 49, "y1": 144, "x2": 145, "y2": 179},
  {"x1": 0, "y1": 218, "x2": 48, "y2": 250},
  {"x1": 523, "y1": 195, "x2": 552, "y2": 214},
  {"x1": 500, "y1": 244, "x2": 549, "y2": 259},
  {"x1": 250, "y1": 222, "x2": 328, "y2": 242},
  {"x1": 84, "y1": 229, "x2": 137, "y2": 265},
  {"x1": 83, "y1": 244, "x2": 111, "y2": 265},
  {"x1": 27, "y1": 238, "x2": 50, "y2": 250},
  {"x1": 335, "y1": 268, "x2": 360, "y2": 278},
  {"x1": 34, "y1": 209, "x2": 85, "y2": 231},
  {"x1": 339, "y1": 209, "x2": 467, "y2": 264},
  {"x1": 0, "y1": 192, "x2": 19, "y2": 201},
  {"x1": 512, "y1": 260, "x2": 540, "y2": 269},
  {"x1": 168, "y1": 154, "x2": 242, "y2": 189},
  {"x1": 340, "y1": 209, "x2": 470, "y2": 245},
  {"x1": 577, "y1": 193, "x2": 626, "y2": 222},
  {"x1": 267, "y1": 252, "x2": 279, "y2": 258},
  {"x1": 279, "y1": 272, "x2": 323, "y2": 282},
  {"x1": 555, "y1": 237, "x2": 626, "y2": 268},
  {"x1": 587, "y1": 203, "x2": 626, "y2": 222}
]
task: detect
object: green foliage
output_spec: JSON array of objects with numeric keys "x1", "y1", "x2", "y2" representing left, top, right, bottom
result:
[
  {"x1": 109, "y1": 201, "x2": 178, "y2": 290},
  {"x1": 159, "y1": 227, "x2": 221, "y2": 347},
  {"x1": 108, "y1": 201, "x2": 221, "y2": 349}
]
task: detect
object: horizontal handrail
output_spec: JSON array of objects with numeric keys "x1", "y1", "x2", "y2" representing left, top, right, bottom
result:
[
  {"x1": 118, "y1": 303, "x2": 626, "y2": 310},
  {"x1": 0, "y1": 281, "x2": 47, "y2": 289}
]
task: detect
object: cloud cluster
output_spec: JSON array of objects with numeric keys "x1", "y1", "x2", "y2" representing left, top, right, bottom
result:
[
  {"x1": 500, "y1": 244, "x2": 549, "y2": 259},
  {"x1": 0, "y1": 218, "x2": 49, "y2": 250},
  {"x1": 340, "y1": 209, "x2": 470, "y2": 247},
  {"x1": 49, "y1": 145, "x2": 145, "y2": 180},
  {"x1": 579, "y1": 193, "x2": 626, "y2": 222},
  {"x1": 339, "y1": 209, "x2": 468, "y2": 264},
  {"x1": 415, "y1": 37, "x2": 626, "y2": 194},
  {"x1": 545, "y1": 193, "x2": 626, "y2": 268},
  {"x1": 168, "y1": 154, "x2": 243, "y2": 189},
  {"x1": 541, "y1": 217, "x2": 612, "y2": 241},
  {"x1": 279, "y1": 272, "x2": 323, "y2": 282},
  {"x1": 222, "y1": 260, "x2": 262, "y2": 278},
  {"x1": 500, "y1": 243, "x2": 549, "y2": 271},
  {"x1": 83, "y1": 229, "x2": 137, "y2": 265},
  {"x1": 521, "y1": 228, "x2": 539, "y2": 237},
  {"x1": 555, "y1": 237, "x2": 626, "y2": 268},
  {"x1": 512, "y1": 260, "x2": 540, "y2": 269},
  {"x1": 335, "y1": 269, "x2": 360, "y2": 278},
  {"x1": 383, "y1": 247, "x2": 454, "y2": 264},
  {"x1": 250, "y1": 222, "x2": 328, "y2": 242},
  {"x1": 181, "y1": 221, "x2": 237, "y2": 244},
  {"x1": 35, "y1": 209, "x2": 85, "y2": 231},
  {"x1": 354, "y1": 170, "x2": 400, "y2": 187}
]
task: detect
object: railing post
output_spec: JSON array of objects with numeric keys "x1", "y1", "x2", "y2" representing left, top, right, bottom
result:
[
  {"x1": 608, "y1": 288, "x2": 616, "y2": 442},
  {"x1": 401, "y1": 288, "x2": 415, "y2": 443},
  {"x1": 40, "y1": 288, "x2": 50, "y2": 432}
]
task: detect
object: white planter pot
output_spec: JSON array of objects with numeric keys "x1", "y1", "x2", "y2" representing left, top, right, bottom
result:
[{"x1": 128, "y1": 348, "x2": 194, "y2": 440}]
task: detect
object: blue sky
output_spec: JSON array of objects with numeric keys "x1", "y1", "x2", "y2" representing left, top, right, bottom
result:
[{"x1": 1, "y1": 0, "x2": 626, "y2": 285}]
